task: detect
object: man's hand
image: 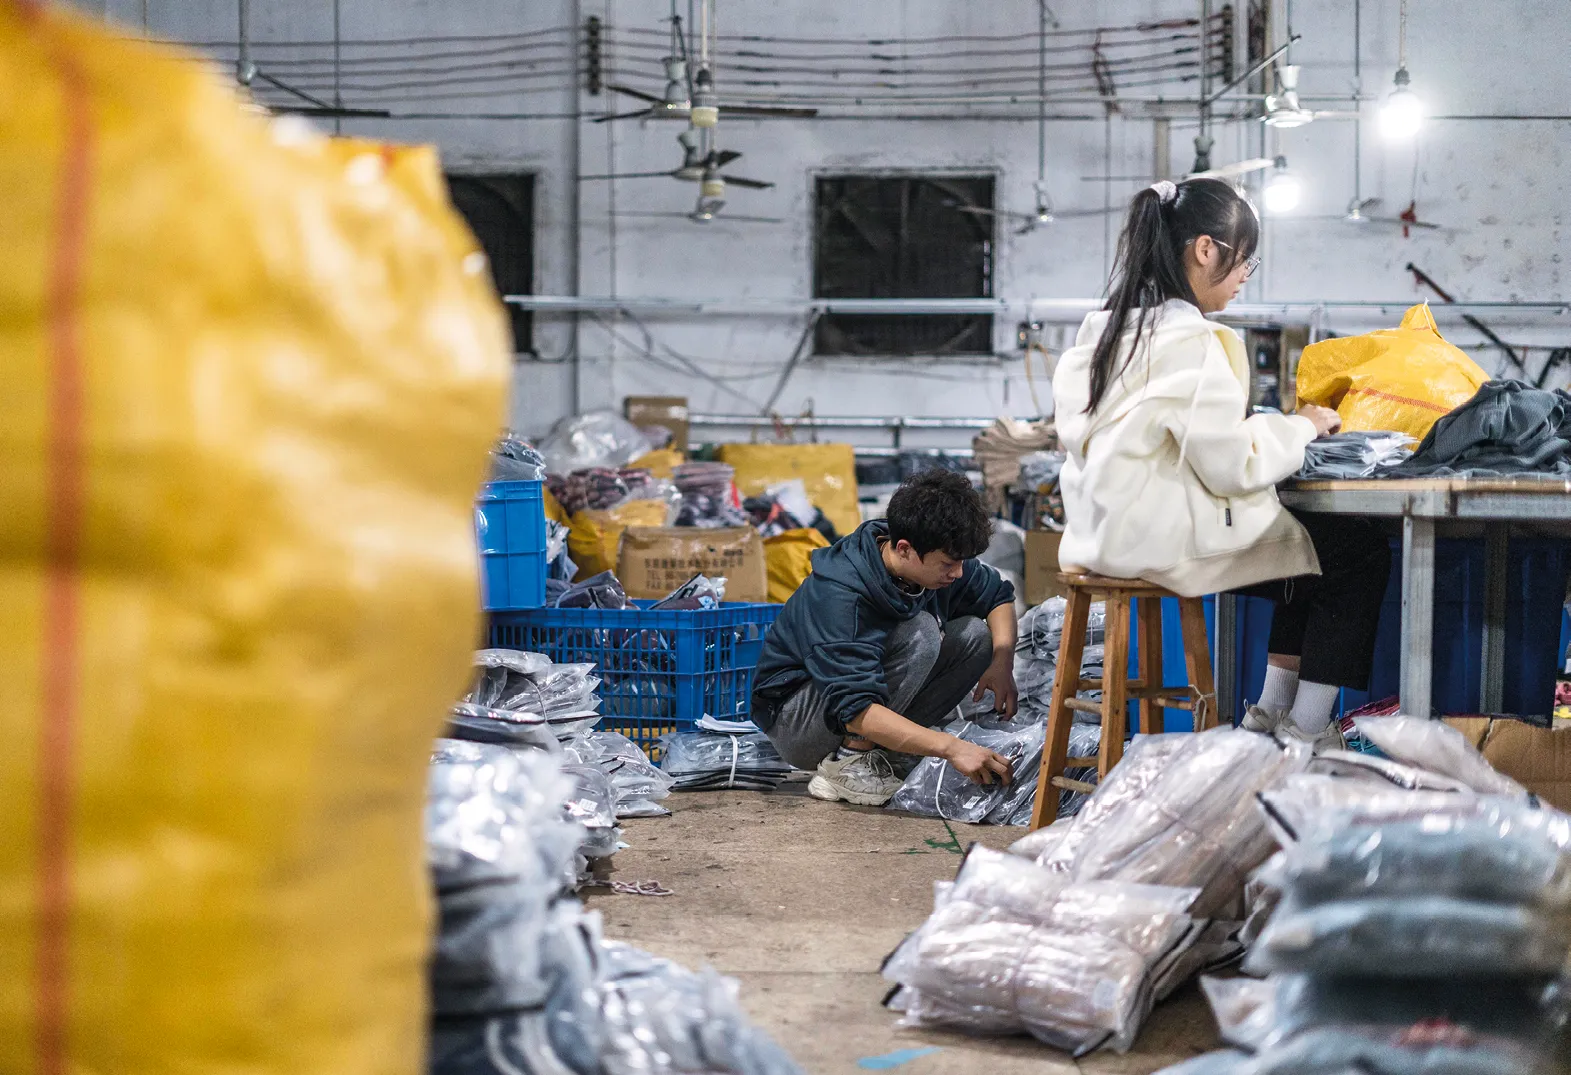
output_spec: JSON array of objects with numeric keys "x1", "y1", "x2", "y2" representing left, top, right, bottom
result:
[
  {"x1": 973, "y1": 654, "x2": 1019, "y2": 719},
  {"x1": 945, "y1": 738, "x2": 1014, "y2": 786}
]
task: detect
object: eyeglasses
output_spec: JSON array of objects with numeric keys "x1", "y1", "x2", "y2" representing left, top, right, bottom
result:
[{"x1": 1210, "y1": 239, "x2": 1262, "y2": 280}]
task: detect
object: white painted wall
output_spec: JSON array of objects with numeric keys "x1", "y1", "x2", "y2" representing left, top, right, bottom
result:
[{"x1": 90, "y1": 0, "x2": 1571, "y2": 445}]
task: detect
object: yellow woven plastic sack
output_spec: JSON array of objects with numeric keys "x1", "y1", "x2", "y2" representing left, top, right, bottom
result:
[
  {"x1": 1296, "y1": 304, "x2": 1489, "y2": 440},
  {"x1": 717, "y1": 442, "x2": 861, "y2": 537},
  {"x1": 0, "y1": 9, "x2": 508, "y2": 1075},
  {"x1": 568, "y1": 499, "x2": 671, "y2": 578},
  {"x1": 629, "y1": 448, "x2": 685, "y2": 479},
  {"x1": 764, "y1": 528, "x2": 830, "y2": 602}
]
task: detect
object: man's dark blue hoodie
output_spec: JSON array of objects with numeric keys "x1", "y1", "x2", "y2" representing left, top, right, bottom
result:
[{"x1": 750, "y1": 519, "x2": 1014, "y2": 735}]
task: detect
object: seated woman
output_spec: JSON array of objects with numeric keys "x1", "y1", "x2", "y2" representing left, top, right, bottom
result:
[{"x1": 1052, "y1": 177, "x2": 1390, "y2": 751}]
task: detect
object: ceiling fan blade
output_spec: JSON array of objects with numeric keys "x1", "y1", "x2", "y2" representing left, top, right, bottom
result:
[
  {"x1": 711, "y1": 149, "x2": 743, "y2": 168},
  {"x1": 719, "y1": 104, "x2": 819, "y2": 119},
  {"x1": 591, "y1": 109, "x2": 658, "y2": 124},
  {"x1": 721, "y1": 175, "x2": 774, "y2": 190},
  {"x1": 607, "y1": 83, "x2": 664, "y2": 105},
  {"x1": 578, "y1": 171, "x2": 677, "y2": 181},
  {"x1": 1052, "y1": 206, "x2": 1126, "y2": 218},
  {"x1": 1187, "y1": 157, "x2": 1275, "y2": 180},
  {"x1": 955, "y1": 205, "x2": 1035, "y2": 222}
]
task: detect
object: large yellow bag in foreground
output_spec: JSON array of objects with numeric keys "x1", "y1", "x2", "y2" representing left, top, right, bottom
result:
[
  {"x1": 1296, "y1": 303, "x2": 1489, "y2": 440},
  {"x1": 0, "y1": 8, "x2": 508, "y2": 1075}
]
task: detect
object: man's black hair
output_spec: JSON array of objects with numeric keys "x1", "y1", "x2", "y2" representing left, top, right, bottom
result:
[{"x1": 884, "y1": 469, "x2": 992, "y2": 560}]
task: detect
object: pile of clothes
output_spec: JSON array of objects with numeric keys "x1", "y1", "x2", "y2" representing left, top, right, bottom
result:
[
  {"x1": 659, "y1": 720, "x2": 793, "y2": 791},
  {"x1": 673, "y1": 461, "x2": 750, "y2": 528},
  {"x1": 887, "y1": 719, "x2": 1100, "y2": 825},
  {"x1": 1175, "y1": 797, "x2": 1571, "y2": 1071},
  {"x1": 489, "y1": 435, "x2": 548, "y2": 482},
  {"x1": 548, "y1": 466, "x2": 675, "y2": 517},
  {"x1": 886, "y1": 728, "x2": 1312, "y2": 1055},
  {"x1": 742, "y1": 477, "x2": 839, "y2": 543},
  {"x1": 1392, "y1": 379, "x2": 1571, "y2": 477},
  {"x1": 1014, "y1": 596, "x2": 1106, "y2": 724},
  {"x1": 426, "y1": 739, "x2": 801, "y2": 1075},
  {"x1": 1294, "y1": 430, "x2": 1414, "y2": 479}
]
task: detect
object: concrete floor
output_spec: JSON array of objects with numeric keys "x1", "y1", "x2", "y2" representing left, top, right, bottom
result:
[{"x1": 583, "y1": 775, "x2": 1220, "y2": 1075}]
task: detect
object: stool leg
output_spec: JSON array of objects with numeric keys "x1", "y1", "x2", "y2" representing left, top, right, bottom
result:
[
  {"x1": 1137, "y1": 596, "x2": 1165, "y2": 735},
  {"x1": 1099, "y1": 596, "x2": 1131, "y2": 776},
  {"x1": 1179, "y1": 597, "x2": 1218, "y2": 730},
  {"x1": 1030, "y1": 588, "x2": 1090, "y2": 830}
]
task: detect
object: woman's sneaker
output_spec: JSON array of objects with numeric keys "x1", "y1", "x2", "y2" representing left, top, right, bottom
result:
[
  {"x1": 1241, "y1": 704, "x2": 1288, "y2": 735},
  {"x1": 1275, "y1": 720, "x2": 1347, "y2": 755},
  {"x1": 808, "y1": 749, "x2": 902, "y2": 806}
]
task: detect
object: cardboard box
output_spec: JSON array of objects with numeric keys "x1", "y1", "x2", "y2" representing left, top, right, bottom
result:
[
  {"x1": 1024, "y1": 529, "x2": 1068, "y2": 607},
  {"x1": 618, "y1": 526, "x2": 767, "y2": 604},
  {"x1": 1479, "y1": 718, "x2": 1571, "y2": 812},
  {"x1": 624, "y1": 396, "x2": 689, "y2": 453}
]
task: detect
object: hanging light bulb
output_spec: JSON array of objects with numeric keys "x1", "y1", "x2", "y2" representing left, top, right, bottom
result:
[
  {"x1": 1381, "y1": 67, "x2": 1424, "y2": 139},
  {"x1": 1381, "y1": 0, "x2": 1423, "y2": 139},
  {"x1": 1263, "y1": 156, "x2": 1301, "y2": 214},
  {"x1": 699, "y1": 168, "x2": 726, "y2": 200}
]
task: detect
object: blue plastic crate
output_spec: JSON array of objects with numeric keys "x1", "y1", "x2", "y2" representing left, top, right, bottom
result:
[
  {"x1": 475, "y1": 480, "x2": 547, "y2": 611},
  {"x1": 488, "y1": 600, "x2": 782, "y2": 753}
]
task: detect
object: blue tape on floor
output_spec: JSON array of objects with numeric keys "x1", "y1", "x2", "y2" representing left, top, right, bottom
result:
[{"x1": 856, "y1": 1047, "x2": 942, "y2": 1069}]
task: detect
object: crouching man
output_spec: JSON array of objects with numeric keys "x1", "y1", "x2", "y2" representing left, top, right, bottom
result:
[{"x1": 749, "y1": 469, "x2": 1018, "y2": 805}]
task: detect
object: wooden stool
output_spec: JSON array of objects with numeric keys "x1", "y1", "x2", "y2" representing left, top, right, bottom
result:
[{"x1": 1028, "y1": 573, "x2": 1217, "y2": 830}]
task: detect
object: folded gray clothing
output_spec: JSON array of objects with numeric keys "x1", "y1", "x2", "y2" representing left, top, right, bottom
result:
[
  {"x1": 1246, "y1": 896, "x2": 1571, "y2": 978},
  {"x1": 448, "y1": 703, "x2": 565, "y2": 753},
  {"x1": 1296, "y1": 430, "x2": 1414, "y2": 479},
  {"x1": 1392, "y1": 379, "x2": 1571, "y2": 478},
  {"x1": 1249, "y1": 1025, "x2": 1556, "y2": 1075}
]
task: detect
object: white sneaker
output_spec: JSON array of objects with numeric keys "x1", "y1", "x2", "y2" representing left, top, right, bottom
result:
[
  {"x1": 1275, "y1": 720, "x2": 1346, "y2": 755},
  {"x1": 808, "y1": 749, "x2": 903, "y2": 806},
  {"x1": 1241, "y1": 704, "x2": 1288, "y2": 735}
]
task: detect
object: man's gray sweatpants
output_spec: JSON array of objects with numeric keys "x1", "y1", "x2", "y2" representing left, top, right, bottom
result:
[{"x1": 763, "y1": 614, "x2": 994, "y2": 771}]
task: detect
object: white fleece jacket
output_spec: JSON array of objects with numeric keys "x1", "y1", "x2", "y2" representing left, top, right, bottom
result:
[{"x1": 1052, "y1": 300, "x2": 1320, "y2": 597}]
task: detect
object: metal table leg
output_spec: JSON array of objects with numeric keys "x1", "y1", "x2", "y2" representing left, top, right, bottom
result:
[
  {"x1": 1481, "y1": 525, "x2": 1508, "y2": 713},
  {"x1": 1400, "y1": 516, "x2": 1436, "y2": 719},
  {"x1": 1215, "y1": 593, "x2": 1238, "y2": 726}
]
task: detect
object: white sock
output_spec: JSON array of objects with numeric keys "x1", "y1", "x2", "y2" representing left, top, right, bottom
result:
[
  {"x1": 1257, "y1": 664, "x2": 1299, "y2": 713},
  {"x1": 834, "y1": 743, "x2": 872, "y2": 760},
  {"x1": 1289, "y1": 681, "x2": 1340, "y2": 734}
]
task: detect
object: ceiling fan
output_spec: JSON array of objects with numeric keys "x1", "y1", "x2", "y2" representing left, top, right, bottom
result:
[
  {"x1": 580, "y1": 128, "x2": 775, "y2": 191},
  {"x1": 952, "y1": 189, "x2": 1125, "y2": 236},
  {"x1": 1284, "y1": 197, "x2": 1443, "y2": 233},
  {"x1": 616, "y1": 207, "x2": 783, "y2": 225},
  {"x1": 595, "y1": 6, "x2": 817, "y2": 124}
]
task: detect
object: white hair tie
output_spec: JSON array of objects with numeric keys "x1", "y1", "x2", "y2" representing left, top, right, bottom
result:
[{"x1": 1149, "y1": 180, "x2": 1178, "y2": 205}]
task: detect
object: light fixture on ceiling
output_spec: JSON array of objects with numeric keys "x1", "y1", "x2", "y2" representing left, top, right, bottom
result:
[
  {"x1": 1263, "y1": 156, "x2": 1302, "y2": 214},
  {"x1": 690, "y1": 65, "x2": 719, "y2": 128},
  {"x1": 1381, "y1": 0, "x2": 1424, "y2": 139},
  {"x1": 1264, "y1": 64, "x2": 1314, "y2": 128}
]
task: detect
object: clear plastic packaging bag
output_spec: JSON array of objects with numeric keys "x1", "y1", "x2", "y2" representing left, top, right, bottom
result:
[
  {"x1": 650, "y1": 573, "x2": 728, "y2": 611},
  {"x1": 496, "y1": 664, "x2": 602, "y2": 717},
  {"x1": 488, "y1": 435, "x2": 549, "y2": 482},
  {"x1": 1260, "y1": 809, "x2": 1571, "y2": 912},
  {"x1": 447, "y1": 702, "x2": 563, "y2": 753},
  {"x1": 1306, "y1": 749, "x2": 1477, "y2": 793},
  {"x1": 882, "y1": 848, "x2": 1200, "y2": 1054},
  {"x1": 658, "y1": 731, "x2": 792, "y2": 790},
  {"x1": 538, "y1": 410, "x2": 655, "y2": 475},
  {"x1": 1355, "y1": 715, "x2": 1529, "y2": 798},
  {"x1": 1246, "y1": 895, "x2": 1571, "y2": 978},
  {"x1": 1150, "y1": 1051, "x2": 1255, "y2": 1075},
  {"x1": 562, "y1": 764, "x2": 620, "y2": 860},
  {"x1": 555, "y1": 570, "x2": 633, "y2": 610},
  {"x1": 1248, "y1": 1025, "x2": 1555, "y2": 1075},
  {"x1": 886, "y1": 720, "x2": 1099, "y2": 826},
  {"x1": 1257, "y1": 773, "x2": 1487, "y2": 846}
]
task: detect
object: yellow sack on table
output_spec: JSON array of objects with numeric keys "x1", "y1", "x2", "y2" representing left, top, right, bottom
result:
[
  {"x1": 1296, "y1": 303, "x2": 1489, "y2": 440},
  {"x1": 717, "y1": 442, "x2": 861, "y2": 538},
  {"x1": 0, "y1": 8, "x2": 508, "y2": 1075},
  {"x1": 568, "y1": 498, "x2": 671, "y2": 578},
  {"x1": 764, "y1": 528, "x2": 830, "y2": 603}
]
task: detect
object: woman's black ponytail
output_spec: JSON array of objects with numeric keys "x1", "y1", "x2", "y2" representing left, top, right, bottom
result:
[{"x1": 1085, "y1": 177, "x2": 1259, "y2": 414}]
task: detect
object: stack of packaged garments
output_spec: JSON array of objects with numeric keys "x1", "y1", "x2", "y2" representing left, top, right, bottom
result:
[
  {"x1": 562, "y1": 729, "x2": 676, "y2": 819},
  {"x1": 659, "y1": 721, "x2": 793, "y2": 791},
  {"x1": 972, "y1": 417, "x2": 1057, "y2": 509},
  {"x1": 672, "y1": 461, "x2": 749, "y2": 528},
  {"x1": 426, "y1": 739, "x2": 802, "y2": 1075},
  {"x1": 467, "y1": 649, "x2": 603, "y2": 722},
  {"x1": 887, "y1": 719, "x2": 1101, "y2": 825},
  {"x1": 884, "y1": 846, "x2": 1204, "y2": 1054},
  {"x1": 490, "y1": 434, "x2": 548, "y2": 482},
  {"x1": 1013, "y1": 597, "x2": 1106, "y2": 724},
  {"x1": 1294, "y1": 430, "x2": 1414, "y2": 479},
  {"x1": 886, "y1": 728, "x2": 1311, "y2": 1055},
  {"x1": 1177, "y1": 794, "x2": 1571, "y2": 1075},
  {"x1": 537, "y1": 410, "x2": 655, "y2": 475}
]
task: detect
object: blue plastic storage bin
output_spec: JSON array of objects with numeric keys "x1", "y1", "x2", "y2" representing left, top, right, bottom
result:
[
  {"x1": 475, "y1": 480, "x2": 547, "y2": 611},
  {"x1": 1225, "y1": 537, "x2": 1568, "y2": 719},
  {"x1": 489, "y1": 601, "x2": 782, "y2": 753}
]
